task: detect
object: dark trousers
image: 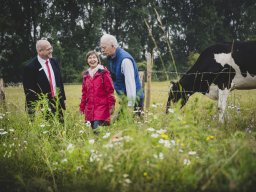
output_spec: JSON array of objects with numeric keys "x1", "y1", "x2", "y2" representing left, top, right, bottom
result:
[{"x1": 90, "y1": 120, "x2": 109, "y2": 129}]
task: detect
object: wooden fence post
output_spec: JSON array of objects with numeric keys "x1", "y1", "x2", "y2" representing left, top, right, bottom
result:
[
  {"x1": 0, "y1": 78, "x2": 6, "y2": 110},
  {"x1": 138, "y1": 71, "x2": 145, "y2": 92},
  {"x1": 145, "y1": 52, "x2": 152, "y2": 110}
]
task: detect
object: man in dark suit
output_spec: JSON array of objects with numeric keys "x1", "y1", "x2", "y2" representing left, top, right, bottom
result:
[{"x1": 23, "y1": 39, "x2": 66, "y2": 122}]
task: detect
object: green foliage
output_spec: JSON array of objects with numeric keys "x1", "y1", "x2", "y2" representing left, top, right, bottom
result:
[
  {"x1": 187, "y1": 52, "x2": 200, "y2": 67},
  {"x1": 1, "y1": 0, "x2": 256, "y2": 83},
  {"x1": 1, "y1": 84, "x2": 256, "y2": 191}
]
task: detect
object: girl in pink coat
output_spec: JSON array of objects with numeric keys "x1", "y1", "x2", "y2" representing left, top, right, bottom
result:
[{"x1": 80, "y1": 51, "x2": 115, "y2": 131}]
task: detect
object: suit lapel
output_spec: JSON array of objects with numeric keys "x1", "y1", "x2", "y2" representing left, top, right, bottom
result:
[{"x1": 34, "y1": 58, "x2": 50, "y2": 86}]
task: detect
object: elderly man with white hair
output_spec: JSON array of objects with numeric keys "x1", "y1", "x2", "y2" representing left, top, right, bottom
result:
[
  {"x1": 22, "y1": 39, "x2": 66, "y2": 122},
  {"x1": 100, "y1": 34, "x2": 144, "y2": 115}
]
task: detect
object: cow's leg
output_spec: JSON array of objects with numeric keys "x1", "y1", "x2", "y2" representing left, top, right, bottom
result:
[{"x1": 218, "y1": 88, "x2": 230, "y2": 123}]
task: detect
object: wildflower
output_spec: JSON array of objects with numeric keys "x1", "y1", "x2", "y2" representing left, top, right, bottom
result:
[
  {"x1": 159, "y1": 139, "x2": 171, "y2": 148},
  {"x1": 170, "y1": 140, "x2": 176, "y2": 145},
  {"x1": 79, "y1": 130, "x2": 85, "y2": 134},
  {"x1": 0, "y1": 131, "x2": 8, "y2": 135},
  {"x1": 103, "y1": 143, "x2": 114, "y2": 148},
  {"x1": 88, "y1": 139, "x2": 95, "y2": 144},
  {"x1": 89, "y1": 150, "x2": 102, "y2": 162},
  {"x1": 103, "y1": 164, "x2": 114, "y2": 172},
  {"x1": 123, "y1": 136, "x2": 133, "y2": 142},
  {"x1": 154, "y1": 152, "x2": 164, "y2": 160},
  {"x1": 123, "y1": 174, "x2": 129, "y2": 178},
  {"x1": 61, "y1": 158, "x2": 68, "y2": 163},
  {"x1": 160, "y1": 133, "x2": 169, "y2": 140},
  {"x1": 152, "y1": 104, "x2": 157, "y2": 108},
  {"x1": 67, "y1": 143, "x2": 74, "y2": 151},
  {"x1": 85, "y1": 121, "x2": 91, "y2": 127},
  {"x1": 156, "y1": 129, "x2": 167, "y2": 134},
  {"x1": 9, "y1": 129, "x2": 14, "y2": 132},
  {"x1": 76, "y1": 166, "x2": 83, "y2": 173},
  {"x1": 188, "y1": 151, "x2": 197, "y2": 156},
  {"x1": 168, "y1": 108, "x2": 174, "y2": 113},
  {"x1": 102, "y1": 132, "x2": 111, "y2": 139},
  {"x1": 147, "y1": 127, "x2": 155, "y2": 132},
  {"x1": 151, "y1": 133, "x2": 159, "y2": 138},
  {"x1": 143, "y1": 172, "x2": 148, "y2": 177},
  {"x1": 122, "y1": 174, "x2": 132, "y2": 186},
  {"x1": 40, "y1": 124, "x2": 45, "y2": 128},
  {"x1": 183, "y1": 158, "x2": 191, "y2": 165},
  {"x1": 124, "y1": 178, "x2": 132, "y2": 184},
  {"x1": 206, "y1": 135, "x2": 215, "y2": 141}
]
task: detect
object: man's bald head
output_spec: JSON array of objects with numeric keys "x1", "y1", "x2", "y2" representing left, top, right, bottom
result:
[{"x1": 36, "y1": 39, "x2": 53, "y2": 60}]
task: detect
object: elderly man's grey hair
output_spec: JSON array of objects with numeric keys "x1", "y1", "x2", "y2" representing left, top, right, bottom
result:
[{"x1": 100, "y1": 34, "x2": 119, "y2": 48}]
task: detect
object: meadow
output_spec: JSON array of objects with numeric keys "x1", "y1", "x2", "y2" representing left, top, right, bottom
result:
[{"x1": 0, "y1": 82, "x2": 256, "y2": 192}]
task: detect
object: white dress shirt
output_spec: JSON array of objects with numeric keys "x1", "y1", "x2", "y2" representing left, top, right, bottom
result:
[
  {"x1": 121, "y1": 58, "x2": 136, "y2": 107},
  {"x1": 37, "y1": 56, "x2": 56, "y2": 96}
]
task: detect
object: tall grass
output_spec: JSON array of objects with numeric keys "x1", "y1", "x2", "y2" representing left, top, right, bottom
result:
[{"x1": 0, "y1": 83, "x2": 256, "y2": 192}]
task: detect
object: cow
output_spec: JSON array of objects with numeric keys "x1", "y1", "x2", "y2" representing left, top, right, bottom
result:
[{"x1": 166, "y1": 41, "x2": 256, "y2": 122}]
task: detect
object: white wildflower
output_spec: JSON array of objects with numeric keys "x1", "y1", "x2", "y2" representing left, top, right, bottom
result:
[
  {"x1": 85, "y1": 121, "x2": 91, "y2": 127},
  {"x1": 154, "y1": 152, "x2": 164, "y2": 160},
  {"x1": 0, "y1": 131, "x2": 8, "y2": 135},
  {"x1": 159, "y1": 139, "x2": 171, "y2": 148},
  {"x1": 156, "y1": 129, "x2": 167, "y2": 134},
  {"x1": 168, "y1": 108, "x2": 174, "y2": 113},
  {"x1": 89, "y1": 151, "x2": 102, "y2": 162},
  {"x1": 152, "y1": 104, "x2": 157, "y2": 108},
  {"x1": 170, "y1": 140, "x2": 176, "y2": 145},
  {"x1": 147, "y1": 127, "x2": 155, "y2": 132},
  {"x1": 40, "y1": 124, "x2": 45, "y2": 128},
  {"x1": 103, "y1": 143, "x2": 114, "y2": 148},
  {"x1": 183, "y1": 158, "x2": 191, "y2": 165},
  {"x1": 88, "y1": 139, "x2": 95, "y2": 144},
  {"x1": 102, "y1": 132, "x2": 111, "y2": 139},
  {"x1": 151, "y1": 133, "x2": 159, "y2": 138},
  {"x1": 61, "y1": 158, "x2": 68, "y2": 163},
  {"x1": 188, "y1": 151, "x2": 197, "y2": 156},
  {"x1": 67, "y1": 143, "x2": 74, "y2": 151},
  {"x1": 124, "y1": 178, "x2": 132, "y2": 184},
  {"x1": 103, "y1": 164, "x2": 114, "y2": 172},
  {"x1": 9, "y1": 129, "x2": 14, "y2": 132},
  {"x1": 123, "y1": 136, "x2": 133, "y2": 142}
]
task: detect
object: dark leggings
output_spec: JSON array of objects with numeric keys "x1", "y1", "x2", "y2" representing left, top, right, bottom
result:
[{"x1": 90, "y1": 120, "x2": 109, "y2": 129}]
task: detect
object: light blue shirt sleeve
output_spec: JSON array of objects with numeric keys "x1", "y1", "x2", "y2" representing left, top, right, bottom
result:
[{"x1": 121, "y1": 58, "x2": 136, "y2": 107}]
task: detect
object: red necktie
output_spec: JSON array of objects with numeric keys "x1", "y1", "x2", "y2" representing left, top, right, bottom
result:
[{"x1": 45, "y1": 60, "x2": 54, "y2": 97}]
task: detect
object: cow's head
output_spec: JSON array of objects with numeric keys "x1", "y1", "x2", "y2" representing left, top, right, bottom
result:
[{"x1": 166, "y1": 81, "x2": 188, "y2": 113}]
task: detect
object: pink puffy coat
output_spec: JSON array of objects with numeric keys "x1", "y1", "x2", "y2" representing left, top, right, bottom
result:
[{"x1": 79, "y1": 67, "x2": 115, "y2": 122}]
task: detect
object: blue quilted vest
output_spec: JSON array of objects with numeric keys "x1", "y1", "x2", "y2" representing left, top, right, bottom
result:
[{"x1": 107, "y1": 47, "x2": 144, "y2": 99}]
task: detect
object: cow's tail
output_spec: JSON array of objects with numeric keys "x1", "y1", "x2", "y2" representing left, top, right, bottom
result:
[{"x1": 166, "y1": 89, "x2": 172, "y2": 114}]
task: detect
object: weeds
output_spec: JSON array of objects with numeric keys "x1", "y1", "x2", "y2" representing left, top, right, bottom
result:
[{"x1": 0, "y1": 84, "x2": 256, "y2": 192}]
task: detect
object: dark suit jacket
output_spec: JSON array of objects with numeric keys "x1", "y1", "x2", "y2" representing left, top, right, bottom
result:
[{"x1": 23, "y1": 57, "x2": 66, "y2": 114}]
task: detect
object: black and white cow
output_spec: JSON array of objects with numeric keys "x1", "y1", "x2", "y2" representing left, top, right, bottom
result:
[{"x1": 166, "y1": 41, "x2": 256, "y2": 122}]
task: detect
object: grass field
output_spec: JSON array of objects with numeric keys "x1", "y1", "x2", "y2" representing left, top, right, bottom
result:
[{"x1": 1, "y1": 82, "x2": 256, "y2": 192}]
